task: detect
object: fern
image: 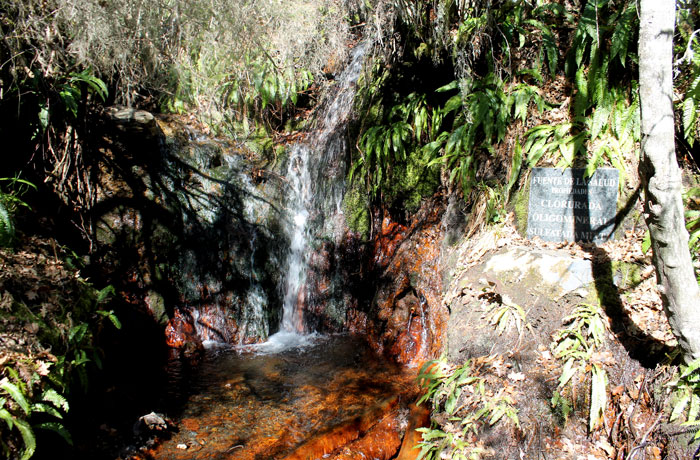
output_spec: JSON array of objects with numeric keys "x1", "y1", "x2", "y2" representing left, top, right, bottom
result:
[
  {"x1": 351, "y1": 89, "x2": 438, "y2": 204},
  {"x1": 610, "y1": 3, "x2": 636, "y2": 67},
  {"x1": 219, "y1": 56, "x2": 314, "y2": 132},
  {"x1": 550, "y1": 302, "x2": 610, "y2": 432},
  {"x1": 524, "y1": 19, "x2": 558, "y2": 77},
  {"x1": 675, "y1": 5, "x2": 700, "y2": 146},
  {"x1": 0, "y1": 201, "x2": 15, "y2": 248},
  {"x1": 0, "y1": 176, "x2": 35, "y2": 248},
  {"x1": 667, "y1": 359, "x2": 700, "y2": 443},
  {"x1": 522, "y1": 123, "x2": 587, "y2": 168},
  {"x1": 429, "y1": 75, "x2": 534, "y2": 198},
  {"x1": 416, "y1": 357, "x2": 518, "y2": 460}
]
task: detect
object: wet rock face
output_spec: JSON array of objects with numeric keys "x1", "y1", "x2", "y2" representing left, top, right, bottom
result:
[
  {"x1": 295, "y1": 198, "x2": 447, "y2": 367},
  {"x1": 93, "y1": 114, "x2": 286, "y2": 346},
  {"x1": 354, "y1": 201, "x2": 447, "y2": 367},
  {"x1": 94, "y1": 104, "x2": 445, "y2": 367},
  {"x1": 164, "y1": 309, "x2": 201, "y2": 349}
]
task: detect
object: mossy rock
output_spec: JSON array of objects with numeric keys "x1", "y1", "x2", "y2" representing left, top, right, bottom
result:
[
  {"x1": 383, "y1": 148, "x2": 441, "y2": 215},
  {"x1": 511, "y1": 174, "x2": 531, "y2": 238},
  {"x1": 342, "y1": 182, "x2": 370, "y2": 239}
]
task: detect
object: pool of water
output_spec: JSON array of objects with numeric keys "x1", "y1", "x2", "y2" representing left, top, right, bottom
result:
[{"x1": 138, "y1": 334, "x2": 420, "y2": 459}]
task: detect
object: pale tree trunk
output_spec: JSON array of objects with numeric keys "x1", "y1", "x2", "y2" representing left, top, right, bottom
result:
[{"x1": 639, "y1": 0, "x2": 700, "y2": 363}]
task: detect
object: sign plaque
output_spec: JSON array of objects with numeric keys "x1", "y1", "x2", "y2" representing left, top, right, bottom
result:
[{"x1": 527, "y1": 168, "x2": 619, "y2": 243}]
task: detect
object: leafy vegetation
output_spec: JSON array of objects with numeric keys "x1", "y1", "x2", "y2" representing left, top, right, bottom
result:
[
  {"x1": 482, "y1": 296, "x2": 528, "y2": 338},
  {"x1": 348, "y1": 0, "x2": 644, "y2": 232},
  {"x1": 0, "y1": 178, "x2": 35, "y2": 248},
  {"x1": 0, "y1": 241, "x2": 119, "y2": 458},
  {"x1": 1, "y1": 0, "x2": 364, "y2": 245},
  {"x1": 415, "y1": 357, "x2": 519, "y2": 460},
  {"x1": 676, "y1": 1, "x2": 700, "y2": 150},
  {"x1": 683, "y1": 186, "x2": 700, "y2": 282},
  {"x1": 1, "y1": 0, "x2": 700, "y2": 456},
  {"x1": 550, "y1": 302, "x2": 609, "y2": 432},
  {"x1": 350, "y1": 88, "x2": 441, "y2": 212},
  {"x1": 666, "y1": 359, "x2": 700, "y2": 442}
]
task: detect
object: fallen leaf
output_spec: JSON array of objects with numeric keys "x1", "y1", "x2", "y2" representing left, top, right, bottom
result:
[
  {"x1": 611, "y1": 385, "x2": 624, "y2": 397},
  {"x1": 595, "y1": 439, "x2": 615, "y2": 457},
  {"x1": 36, "y1": 361, "x2": 52, "y2": 376},
  {"x1": 508, "y1": 371, "x2": 525, "y2": 382},
  {"x1": 0, "y1": 291, "x2": 12, "y2": 310}
]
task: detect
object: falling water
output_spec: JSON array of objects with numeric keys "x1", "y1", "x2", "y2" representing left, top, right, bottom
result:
[
  {"x1": 277, "y1": 41, "x2": 369, "y2": 336},
  {"x1": 280, "y1": 143, "x2": 312, "y2": 333}
]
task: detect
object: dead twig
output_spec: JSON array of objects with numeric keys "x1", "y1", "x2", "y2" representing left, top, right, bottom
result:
[{"x1": 628, "y1": 413, "x2": 663, "y2": 460}]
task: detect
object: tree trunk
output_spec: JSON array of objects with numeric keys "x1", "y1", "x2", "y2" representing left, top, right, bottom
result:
[{"x1": 639, "y1": 0, "x2": 700, "y2": 362}]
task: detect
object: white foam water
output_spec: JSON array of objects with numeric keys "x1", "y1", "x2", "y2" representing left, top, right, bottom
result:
[{"x1": 278, "y1": 41, "x2": 370, "y2": 335}]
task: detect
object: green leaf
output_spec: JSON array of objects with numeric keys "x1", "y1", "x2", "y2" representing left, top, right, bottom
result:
[
  {"x1": 574, "y1": 67, "x2": 589, "y2": 116},
  {"x1": 590, "y1": 105, "x2": 610, "y2": 141},
  {"x1": 69, "y1": 323, "x2": 88, "y2": 344},
  {"x1": 14, "y1": 418, "x2": 36, "y2": 460},
  {"x1": 445, "y1": 387, "x2": 461, "y2": 415},
  {"x1": 60, "y1": 88, "x2": 79, "y2": 117},
  {"x1": 689, "y1": 393, "x2": 700, "y2": 422},
  {"x1": 610, "y1": 4, "x2": 636, "y2": 67},
  {"x1": 541, "y1": 29, "x2": 558, "y2": 76},
  {"x1": 38, "y1": 105, "x2": 49, "y2": 132},
  {"x1": 436, "y1": 80, "x2": 459, "y2": 93},
  {"x1": 0, "y1": 407, "x2": 14, "y2": 429},
  {"x1": 97, "y1": 310, "x2": 122, "y2": 330},
  {"x1": 442, "y1": 95, "x2": 463, "y2": 115},
  {"x1": 35, "y1": 421, "x2": 73, "y2": 445},
  {"x1": 683, "y1": 97, "x2": 697, "y2": 141},
  {"x1": 641, "y1": 231, "x2": 651, "y2": 254},
  {"x1": 70, "y1": 71, "x2": 108, "y2": 101},
  {"x1": 585, "y1": 145, "x2": 606, "y2": 179},
  {"x1": 96, "y1": 285, "x2": 115, "y2": 304},
  {"x1": 682, "y1": 419, "x2": 700, "y2": 441},
  {"x1": 558, "y1": 358, "x2": 578, "y2": 388},
  {"x1": 489, "y1": 404, "x2": 506, "y2": 425},
  {"x1": 41, "y1": 389, "x2": 69, "y2": 413},
  {"x1": 0, "y1": 202, "x2": 15, "y2": 247},
  {"x1": 506, "y1": 140, "x2": 523, "y2": 198},
  {"x1": 581, "y1": 2, "x2": 598, "y2": 41},
  {"x1": 0, "y1": 381, "x2": 30, "y2": 415},
  {"x1": 671, "y1": 394, "x2": 690, "y2": 423},
  {"x1": 32, "y1": 403, "x2": 63, "y2": 419},
  {"x1": 680, "y1": 359, "x2": 700, "y2": 379}
]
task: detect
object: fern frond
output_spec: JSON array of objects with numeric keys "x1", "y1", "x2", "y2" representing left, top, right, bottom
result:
[
  {"x1": 0, "y1": 201, "x2": 14, "y2": 247},
  {"x1": 610, "y1": 3, "x2": 636, "y2": 67},
  {"x1": 683, "y1": 97, "x2": 697, "y2": 144}
]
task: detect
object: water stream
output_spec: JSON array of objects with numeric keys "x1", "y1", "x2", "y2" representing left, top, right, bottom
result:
[
  {"x1": 275, "y1": 41, "x2": 368, "y2": 339},
  {"x1": 144, "y1": 336, "x2": 418, "y2": 459},
  {"x1": 128, "y1": 41, "x2": 426, "y2": 459}
]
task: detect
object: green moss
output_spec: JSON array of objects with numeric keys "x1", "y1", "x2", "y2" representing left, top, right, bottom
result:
[
  {"x1": 343, "y1": 183, "x2": 371, "y2": 239},
  {"x1": 384, "y1": 148, "x2": 441, "y2": 214},
  {"x1": 611, "y1": 261, "x2": 644, "y2": 290},
  {"x1": 511, "y1": 171, "x2": 531, "y2": 237},
  {"x1": 146, "y1": 290, "x2": 169, "y2": 324}
]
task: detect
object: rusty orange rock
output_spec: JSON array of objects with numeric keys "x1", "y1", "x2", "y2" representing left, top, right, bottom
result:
[
  {"x1": 164, "y1": 308, "x2": 202, "y2": 349},
  {"x1": 395, "y1": 403, "x2": 431, "y2": 460}
]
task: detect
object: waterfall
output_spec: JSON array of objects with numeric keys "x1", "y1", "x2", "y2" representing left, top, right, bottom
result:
[{"x1": 277, "y1": 41, "x2": 370, "y2": 336}]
